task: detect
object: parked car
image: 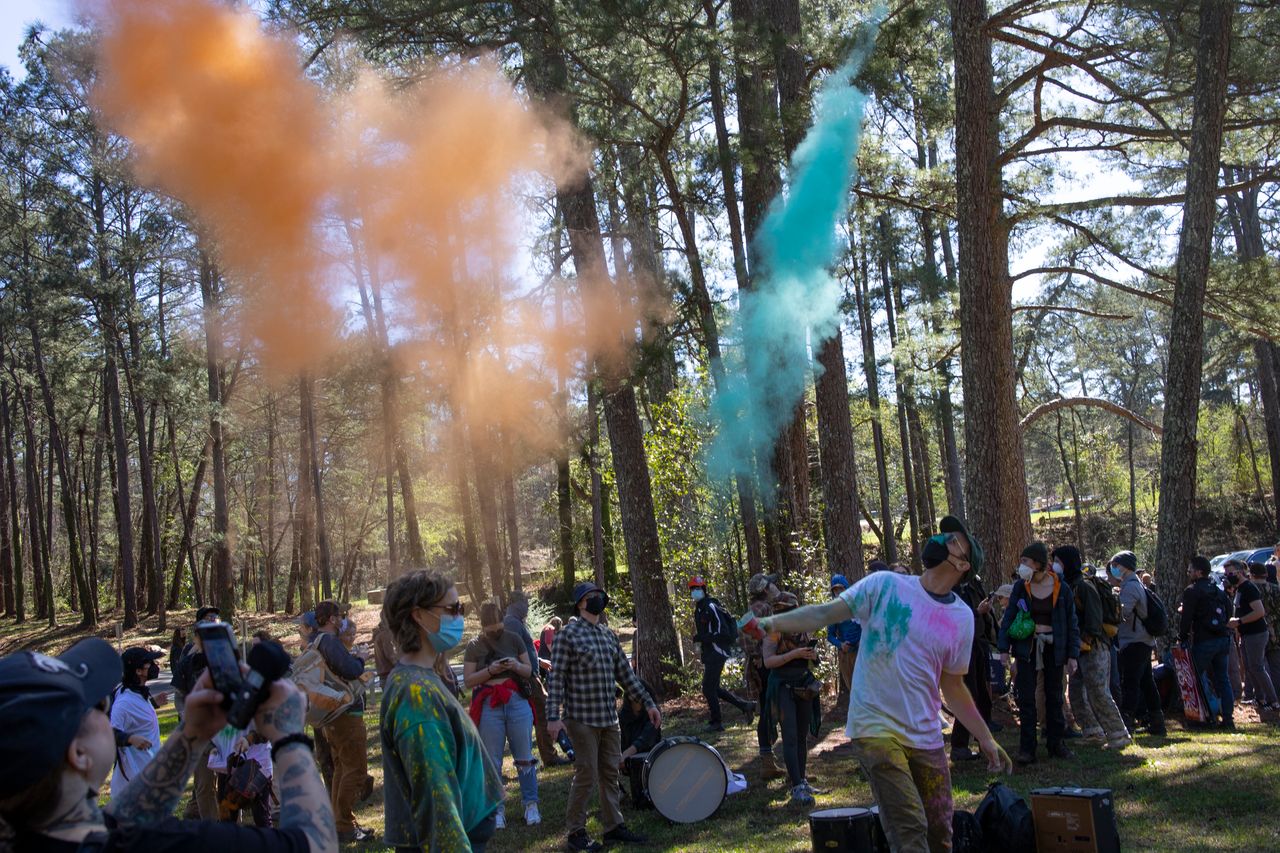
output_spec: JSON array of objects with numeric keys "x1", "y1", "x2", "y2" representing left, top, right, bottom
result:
[{"x1": 1210, "y1": 546, "x2": 1277, "y2": 588}]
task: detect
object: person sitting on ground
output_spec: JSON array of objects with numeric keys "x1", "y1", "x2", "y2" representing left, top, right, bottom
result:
[
  {"x1": 1180, "y1": 556, "x2": 1236, "y2": 727},
  {"x1": 757, "y1": 516, "x2": 1010, "y2": 853},
  {"x1": 0, "y1": 637, "x2": 336, "y2": 852},
  {"x1": 617, "y1": 681, "x2": 662, "y2": 807},
  {"x1": 761, "y1": 592, "x2": 822, "y2": 807},
  {"x1": 1058, "y1": 545, "x2": 1130, "y2": 750},
  {"x1": 998, "y1": 540, "x2": 1080, "y2": 765},
  {"x1": 310, "y1": 599, "x2": 375, "y2": 843},
  {"x1": 1111, "y1": 550, "x2": 1167, "y2": 737},
  {"x1": 380, "y1": 570, "x2": 503, "y2": 852},
  {"x1": 464, "y1": 600, "x2": 542, "y2": 830},
  {"x1": 109, "y1": 646, "x2": 166, "y2": 797},
  {"x1": 546, "y1": 582, "x2": 659, "y2": 852},
  {"x1": 689, "y1": 576, "x2": 755, "y2": 732},
  {"x1": 827, "y1": 575, "x2": 861, "y2": 708}
]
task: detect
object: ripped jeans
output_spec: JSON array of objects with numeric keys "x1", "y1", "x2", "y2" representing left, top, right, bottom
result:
[{"x1": 478, "y1": 693, "x2": 539, "y2": 816}]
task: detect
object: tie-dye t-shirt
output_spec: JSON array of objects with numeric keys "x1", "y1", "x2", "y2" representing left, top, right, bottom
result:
[
  {"x1": 380, "y1": 663, "x2": 502, "y2": 851},
  {"x1": 839, "y1": 571, "x2": 973, "y2": 749}
]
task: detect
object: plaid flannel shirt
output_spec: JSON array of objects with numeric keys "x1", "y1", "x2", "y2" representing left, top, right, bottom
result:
[{"x1": 545, "y1": 616, "x2": 654, "y2": 727}]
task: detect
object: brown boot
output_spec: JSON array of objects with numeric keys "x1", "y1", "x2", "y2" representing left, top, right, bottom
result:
[{"x1": 761, "y1": 753, "x2": 786, "y2": 782}]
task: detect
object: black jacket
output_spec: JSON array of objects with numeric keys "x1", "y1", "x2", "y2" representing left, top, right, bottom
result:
[
  {"x1": 692, "y1": 596, "x2": 737, "y2": 660},
  {"x1": 1178, "y1": 577, "x2": 1232, "y2": 644}
]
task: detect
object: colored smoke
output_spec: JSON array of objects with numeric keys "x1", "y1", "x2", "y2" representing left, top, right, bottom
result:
[
  {"x1": 708, "y1": 12, "x2": 882, "y2": 488},
  {"x1": 83, "y1": 0, "x2": 633, "y2": 454}
]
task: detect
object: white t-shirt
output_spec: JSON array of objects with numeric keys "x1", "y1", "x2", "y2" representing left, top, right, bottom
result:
[
  {"x1": 839, "y1": 572, "x2": 974, "y2": 750},
  {"x1": 109, "y1": 688, "x2": 160, "y2": 797}
]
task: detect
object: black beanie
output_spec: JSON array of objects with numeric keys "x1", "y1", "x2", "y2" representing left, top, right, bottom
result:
[
  {"x1": 1052, "y1": 545, "x2": 1083, "y2": 583},
  {"x1": 1021, "y1": 541, "x2": 1049, "y2": 568}
]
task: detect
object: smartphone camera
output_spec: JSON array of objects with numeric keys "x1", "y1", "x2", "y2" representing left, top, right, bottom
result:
[{"x1": 195, "y1": 621, "x2": 289, "y2": 730}]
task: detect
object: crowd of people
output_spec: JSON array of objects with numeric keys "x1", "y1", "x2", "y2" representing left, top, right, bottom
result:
[{"x1": 3, "y1": 533, "x2": 1277, "y2": 853}]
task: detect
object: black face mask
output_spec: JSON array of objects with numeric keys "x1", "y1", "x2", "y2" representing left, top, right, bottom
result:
[
  {"x1": 147, "y1": 662, "x2": 160, "y2": 681},
  {"x1": 584, "y1": 596, "x2": 606, "y2": 616},
  {"x1": 1226, "y1": 574, "x2": 1239, "y2": 587}
]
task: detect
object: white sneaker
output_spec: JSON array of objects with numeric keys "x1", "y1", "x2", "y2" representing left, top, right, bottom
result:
[
  {"x1": 1103, "y1": 733, "x2": 1132, "y2": 751},
  {"x1": 525, "y1": 802, "x2": 542, "y2": 825},
  {"x1": 494, "y1": 811, "x2": 506, "y2": 830}
]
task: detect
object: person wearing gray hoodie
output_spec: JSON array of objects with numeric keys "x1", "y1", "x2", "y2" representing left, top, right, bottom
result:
[{"x1": 1110, "y1": 551, "x2": 1166, "y2": 737}]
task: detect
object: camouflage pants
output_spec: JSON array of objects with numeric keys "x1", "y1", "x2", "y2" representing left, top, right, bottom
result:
[{"x1": 1070, "y1": 644, "x2": 1127, "y2": 739}]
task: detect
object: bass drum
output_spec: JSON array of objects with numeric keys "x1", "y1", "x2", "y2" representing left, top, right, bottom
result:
[
  {"x1": 809, "y1": 807, "x2": 880, "y2": 852},
  {"x1": 641, "y1": 736, "x2": 728, "y2": 823}
]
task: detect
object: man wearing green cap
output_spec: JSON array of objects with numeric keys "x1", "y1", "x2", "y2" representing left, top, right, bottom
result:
[{"x1": 759, "y1": 516, "x2": 1010, "y2": 853}]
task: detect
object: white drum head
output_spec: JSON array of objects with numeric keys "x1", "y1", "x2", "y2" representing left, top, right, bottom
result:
[{"x1": 645, "y1": 740, "x2": 728, "y2": 823}]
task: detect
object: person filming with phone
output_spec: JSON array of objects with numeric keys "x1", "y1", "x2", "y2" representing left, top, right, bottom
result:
[
  {"x1": 463, "y1": 600, "x2": 542, "y2": 830},
  {"x1": 0, "y1": 637, "x2": 337, "y2": 853}
]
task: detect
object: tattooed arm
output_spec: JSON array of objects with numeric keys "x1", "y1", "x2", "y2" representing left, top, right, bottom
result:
[
  {"x1": 255, "y1": 680, "x2": 339, "y2": 853},
  {"x1": 108, "y1": 670, "x2": 228, "y2": 826}
]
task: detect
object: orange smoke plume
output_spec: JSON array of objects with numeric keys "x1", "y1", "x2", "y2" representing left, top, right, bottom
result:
[{"x1": 84, "y1": 0, "x2": 637, "y2": 453}]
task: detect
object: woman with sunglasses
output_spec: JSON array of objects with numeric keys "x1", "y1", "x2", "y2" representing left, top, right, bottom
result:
[{"x1": 380, "y1": 570, "x2": 503, "y2": 852}]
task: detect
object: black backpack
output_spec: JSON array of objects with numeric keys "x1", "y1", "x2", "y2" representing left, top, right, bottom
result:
[
  {"x1": 975, "y1": 781, "x2": 1035, "y2": 852},
  {"x1": 951, "y1": 809, "x2": 985, "y2": 853},
  {"x1": 1193, "y1": 584, "x2": 1232, "y2": 639},
  {"x1": 1138, "y1": 587, "x2": 1169, "y2": 638}
]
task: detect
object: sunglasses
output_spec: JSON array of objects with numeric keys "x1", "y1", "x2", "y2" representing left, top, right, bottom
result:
[{"x1": 430, "y1": 601, "x2": 466, "y2": 617}]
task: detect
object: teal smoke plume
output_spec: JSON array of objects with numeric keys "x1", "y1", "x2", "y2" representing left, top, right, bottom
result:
[{"x1": 708, "y1": 12, "x2": 883, "y2": 488}]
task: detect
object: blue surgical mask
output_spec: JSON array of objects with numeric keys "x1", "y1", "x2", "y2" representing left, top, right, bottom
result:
[
  {"x1": 427, "y1": 613, "x2": 465, "y2": 653},
  {"x1": 1109, "y1": 565, "x2": 1122, "y2": 580},
  {"x1": 691, "y1": 589, "x2": 705, "y2": 602}
]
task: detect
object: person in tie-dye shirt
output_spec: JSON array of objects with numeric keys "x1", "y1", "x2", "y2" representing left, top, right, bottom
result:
[
  {"x1": 380, "y1": 570, "x2": 503, "y2": 852},
  {"x1": 759, "y1": 516, "x2": 1012, "y2": 853}
]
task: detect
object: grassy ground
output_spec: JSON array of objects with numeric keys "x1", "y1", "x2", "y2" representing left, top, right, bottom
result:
[{"x1": 17, "y1": 613, "x2": 1280, "y2": 852}]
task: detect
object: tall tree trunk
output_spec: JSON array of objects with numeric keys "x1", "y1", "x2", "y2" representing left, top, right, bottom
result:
[
  {"x1": 0, "y1": 394, "x2": 11, "y2": 617},
  {"x1": 1154, "y1": 0, "x2": 1234, "y2": 606},
  {"x1": 587, "y1": 378, "x2": 608, "y2": 588},
  {"x1": 451, "y1": 418, "x2": 484, "y2": 600},
  {"x1": 879, "y1": 213, "x2": 922, "y2": 567},
  {"x1": 469, "y1": 431, "x2": 505, "y2": 601},
  {"x1": 296, "y1": 401, "x2": 316, "y2": 613},
  {"x1": 500, "y1": 438, "x2": 523, "y2": 594},
  {"x1": 949, "y1": 0, "x2": 1033, "y2": 578},
  {"x1": 704, "y1": 0, "x2": 767, "y2": 576},
  {"x1": 122, "y1": 320, "x2": 165, "y2": 629},
  {"x1": 0, "y1": 369, "x2": 23, "y2": 621},
  {"x1": 19, "y1": 391, "x2": 54, "y2": 627},
  {"x1": 521, "y1": 1, "x2": 680, "y2": 690},
  {"x1": 854, "y1": 233, "x2": 896, "y2": 562},
  {"x1": 300, "y1": 374, "x2": 333, "y2": 599},
  {"x1": 198, "y1": 249, "x2": 234, "y2": 616},
  {"x1": 266, "y1": 397, "x2": 278, "y2": 609},
  {"x1": 26, "y1": 301, "x2": 94, "y2": 626}
]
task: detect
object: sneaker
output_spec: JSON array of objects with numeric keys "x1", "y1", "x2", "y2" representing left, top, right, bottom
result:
[
  {"x1": 525, "y1": 802, "x2": 542, "y2": 825},
  {"x1": 1064, "y1": 727, "x2": 1084, "y2": 740},
  {"x1": 1048, "y1": 744, "x2": 1075, "y2": 759},
  {"x1": 566, "y1": 830, "x2": 604, "y2": 852},
  {"x1": 602, "y1": 824, "x2": 648, "y2": 844},
  {"x1": 789, "y1": 784, "x2": 816, "y2": 807},
  {"x1": 801, "y1": 779, "x2": 828, "y2": 795},
  {"x1": 1080, "y1": 727, "x2": 1106, "y2": 740},
  {"x1": 1103, "y1": 733, "x2": 1132, "y2": 751},
  {"x1": 337, "y1": 826, "x2": 378, "y2": 843},
  {"x1": 1219, "y1": 719, "x2": 1237, "y2": 732},
  {"x1": 494, "y1": 811, "x2": 506, "y2": 830},
  {"x1": 1014, "y1": 751, "x2": 1037, "y2": 766}
]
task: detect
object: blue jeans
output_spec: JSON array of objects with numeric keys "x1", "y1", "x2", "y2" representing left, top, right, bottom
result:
[
  {"x1": 478, "y1": 692, "x2": 538, "y2": 814},
  {"x1": 1192, "y1": 636, "x2": 1234, "y2": 724}
]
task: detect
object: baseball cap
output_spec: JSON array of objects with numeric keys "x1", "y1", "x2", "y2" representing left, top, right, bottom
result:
[
  {"x1": 297, "y1": 611, "x2": 319, "y2": 630},
  {"x1": 939, "y1": 515, "x2": 984, "y2": 577},
  {"x1": 0, "y1": 638, "x2": 122, "y2": 798},
  {"x1": 748, "y1": 573, "x2": 779, "y2": 595},
  {"x1": 687, "y1": 576, "x2": 707, "y2": 589},
  {"x1": 196, "y1": 605, "x2": 221, "y2": 622},
  {"x1": 120, "y1": 646, "x2": 165, "y2": 671}
]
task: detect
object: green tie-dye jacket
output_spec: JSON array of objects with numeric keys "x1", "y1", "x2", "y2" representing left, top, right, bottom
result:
[{"x1": 380, "y1": 663, "x2": 502, "y2": 851}]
